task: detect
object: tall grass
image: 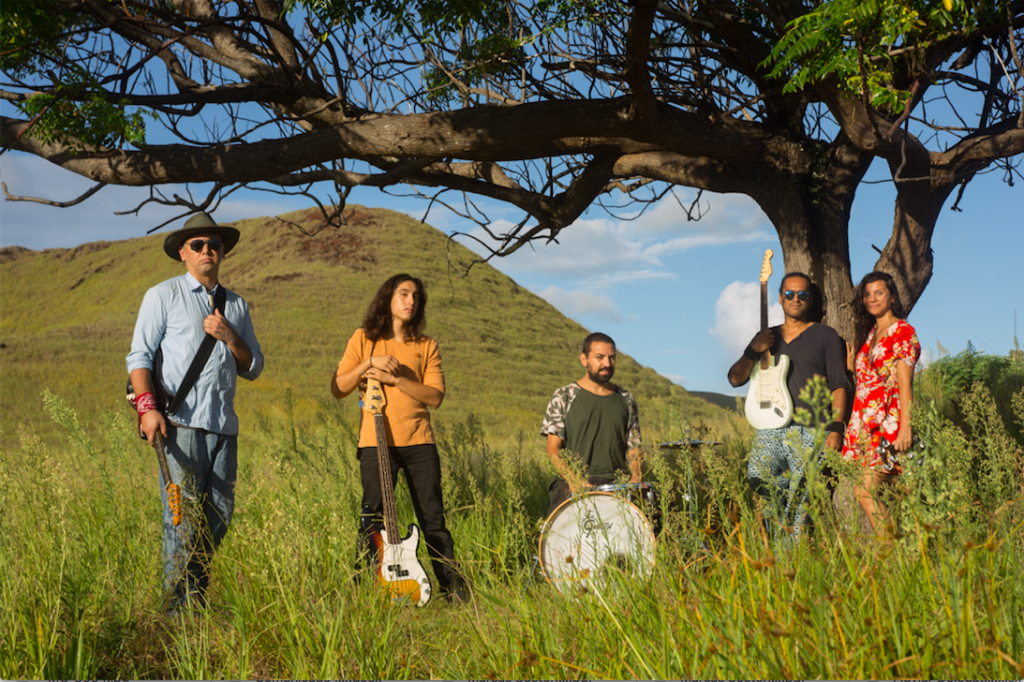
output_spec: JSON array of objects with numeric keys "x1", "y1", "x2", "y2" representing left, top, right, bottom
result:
[{"x1": 2, "y1": 384, "x2": 1022, "y2": 679}]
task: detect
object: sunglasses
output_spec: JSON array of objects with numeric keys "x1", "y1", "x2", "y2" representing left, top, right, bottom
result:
[
  {"x1": 186, "y1": 238, "x2": 223, "y2": 253},
  {"x1": 783, "y1": 290, "x2": 810, "y2": 301}
]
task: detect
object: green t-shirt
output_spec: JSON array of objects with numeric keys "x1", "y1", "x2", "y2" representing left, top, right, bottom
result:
[{"x1": 540, "y1": 382, "x2": 642, "y2": 478}]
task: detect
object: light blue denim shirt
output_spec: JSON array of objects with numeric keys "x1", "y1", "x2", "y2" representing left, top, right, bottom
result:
[{"x1": 126, "y1": 272, "x2": 263, "y2": 435}]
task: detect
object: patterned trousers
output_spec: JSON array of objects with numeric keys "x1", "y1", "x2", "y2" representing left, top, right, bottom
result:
[{"x1": 747, "y1": 425, "x2": 821, "y2": 543}]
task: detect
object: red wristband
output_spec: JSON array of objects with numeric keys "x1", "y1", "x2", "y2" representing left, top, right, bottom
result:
[{"x1": 136, "y1": 392, "x2": 157, "y2": 415}]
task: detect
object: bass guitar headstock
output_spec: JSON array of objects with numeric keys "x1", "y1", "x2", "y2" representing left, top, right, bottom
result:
[
  {"x1": 362, "y1": 377, "x2": 387, "y2": 416},
  {"x1": 760, "y1": 249, "x2": 774, "y2": 284}
]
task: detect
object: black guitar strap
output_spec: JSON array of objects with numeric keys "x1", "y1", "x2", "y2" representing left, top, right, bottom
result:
[{"x1": 167, "y1": 285, "x2": 228, "y2": 416}]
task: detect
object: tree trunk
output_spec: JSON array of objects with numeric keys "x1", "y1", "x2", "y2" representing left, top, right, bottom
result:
[
  {"x1": 871, "y1": 162, "x2": 959, "y2": 320},
  {"x1": 751, "y1": 138, "x2": 872, "y2": 345}
]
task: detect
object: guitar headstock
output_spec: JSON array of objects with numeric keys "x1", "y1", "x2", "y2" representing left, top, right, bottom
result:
[
  {"x1": 362, "y1": 377, "x2": 387, "y2": 416},
  {"x1": 760, "y1": 249, "x2": 774, "y2": 284}
]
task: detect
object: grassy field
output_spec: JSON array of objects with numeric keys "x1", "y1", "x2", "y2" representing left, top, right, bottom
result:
[
  {"x1": 2, "y1": 207, "x2": 1023, "y2": 679},
  {"x1": 2, "y1": 385, "x2": 1022, "y2": 679}
]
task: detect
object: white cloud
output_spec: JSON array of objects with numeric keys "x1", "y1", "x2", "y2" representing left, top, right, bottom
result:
[
  {"x1": 709, "y1": 281, "x2": 784, "y2": 359},
  {"x1": 473, "y1": 216, "x2": 663, "y2": 278},
  {"x1": 630, "y1": 190, "x2": 772, "y2": 240},
  {"x1": 447, "y1": 194, "x2": 778, "y2": 346},
  {"x1": 644, "y1": 229, "x2": 769, "y2": 256},
  {"x1": 643, "y1": 195, "x2": 773, "y2": 256},
  {"x1": 1, "y1": 155, "x2": 168, "y2": 249},
  {"x1": 589, "y1": 269, "x2": 675, "y2": 286},
  {"x1": 535, "y1": 284, "x2": 634, "y2": 323},
  {"x1": 455, "y1": 194, "x2": 773, "y2": 286}
]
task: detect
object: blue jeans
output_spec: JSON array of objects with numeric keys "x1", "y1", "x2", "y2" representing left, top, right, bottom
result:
[
  {"x1": 747, "y1": 425, "x2": 820, "y2": 543},
  {"x1": 159, "y1": 425, "x2": 237, "y2": 609}
]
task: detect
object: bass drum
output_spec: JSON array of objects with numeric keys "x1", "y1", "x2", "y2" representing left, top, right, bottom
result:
[{"x1": 538, "y1": 492, "x2": 656, "y2": 596}]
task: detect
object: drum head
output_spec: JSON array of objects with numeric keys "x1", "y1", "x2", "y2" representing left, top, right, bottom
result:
[{"x1": 539, "y1": 492, "x2": 656, "y2": 595}]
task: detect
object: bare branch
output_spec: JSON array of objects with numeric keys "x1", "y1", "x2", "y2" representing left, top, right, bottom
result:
[{"x1": 2, "y1": 180, "x2": 107, "y2": 207}]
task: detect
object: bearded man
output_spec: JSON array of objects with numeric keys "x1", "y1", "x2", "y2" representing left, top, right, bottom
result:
[{"x1": 540, "y1": 332, "x2": 643, "y2": 516}]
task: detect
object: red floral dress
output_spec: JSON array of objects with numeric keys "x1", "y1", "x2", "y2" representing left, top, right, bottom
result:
[{"x1": 842, "y1": 319, "x2": 920, "y2": 473}]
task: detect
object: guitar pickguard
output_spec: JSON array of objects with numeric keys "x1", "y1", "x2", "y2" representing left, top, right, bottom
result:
[
  {"x1": 364, "y1": 520, "x2": 432, "y2": 607},
  {"x1": 744, "y1": 353, "x2": 794, "y2": 430}
]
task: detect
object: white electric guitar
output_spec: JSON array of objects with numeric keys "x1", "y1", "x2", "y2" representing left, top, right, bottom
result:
[
  {"x1": 360, "y1": 378, "x2": 432, "y2": 606},
  {"x1": 744, "y1": 250, "x2": 794, "y2": 429}
]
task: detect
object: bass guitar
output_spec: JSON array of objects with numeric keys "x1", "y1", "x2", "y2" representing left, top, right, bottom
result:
[
  {"x1": 744, "y1": 249, "x2": 794, "y2": 429},
  {"x1": 126, "y1": 388, "x2": 182, "y2": 527},
  {"x1": 154, "y1": 433, "x2": 183, "y2": 526},
  {"x1": 360, "y1": 378, "x2": 432, "y2": 606}
]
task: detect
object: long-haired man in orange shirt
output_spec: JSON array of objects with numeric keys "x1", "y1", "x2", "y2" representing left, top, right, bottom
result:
[{"x1": 332, "y1": 273, "x2": 466, "y2": 603}]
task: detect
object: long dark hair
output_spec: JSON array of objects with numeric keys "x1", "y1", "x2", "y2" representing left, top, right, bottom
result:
[
  {"x1": 852, "y1": 271, "x2": 906, "y2": 351},
  {"x1": 361, "y1": 273, "x2": 427, "y2": 342}
]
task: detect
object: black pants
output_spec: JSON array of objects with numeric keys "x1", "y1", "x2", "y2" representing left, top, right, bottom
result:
[
  {"x1": 358, "y1": 443, "x2": 460, "y2": 593},
  {"x1": 546, "y1": 475, "x2": 615, "y2": 517}
]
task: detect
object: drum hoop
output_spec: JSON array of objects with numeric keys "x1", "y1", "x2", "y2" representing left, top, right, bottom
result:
[
  {"x1": 593, "y1": 482, "x2": 657, "y2": 493},
  {"x1": 537, "y1": 491, "x2": 656, "y2": 582}
]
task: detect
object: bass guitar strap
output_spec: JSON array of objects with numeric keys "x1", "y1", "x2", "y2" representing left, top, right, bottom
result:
[{"x1": 165, "y1": 284, "x2": 228, "y2": 416}]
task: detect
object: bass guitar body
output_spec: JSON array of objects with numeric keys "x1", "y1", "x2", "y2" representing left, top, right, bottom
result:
[
  {"x1": 360, "y1": 377, "x2": 432, "y2": 607},
  {"x1": 745, "y1": 353, "x2": 794, "y2": 429},
  {"x1": 362, "y1": 515, "x2": 432, "y2": 606},
  {"x1": 744, "y1": 249, "x2": 794, "y2": 430}
]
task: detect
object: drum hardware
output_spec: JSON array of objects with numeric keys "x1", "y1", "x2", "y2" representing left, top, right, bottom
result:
[
  {"x1": 593, "y1": 482, "x2": 663, "y2": 536},
  {"x1": 658, "y1": 440, "x2": 723, "y2": 450}
]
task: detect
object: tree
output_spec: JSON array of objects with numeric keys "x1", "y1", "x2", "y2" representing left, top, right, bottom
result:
[{"x1": 2, "y1": 0, "x2": 1022, "y2": 342}]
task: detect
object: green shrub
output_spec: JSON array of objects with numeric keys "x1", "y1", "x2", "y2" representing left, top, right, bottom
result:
[{"x1": 917, "y1": 342, "x2": 1024, "y2": 446}]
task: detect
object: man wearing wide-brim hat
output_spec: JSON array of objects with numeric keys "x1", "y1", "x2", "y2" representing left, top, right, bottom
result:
[
  {"x1": 162, "y1": 212, "x2": 241, "y2": 260},
  {"x1": 126, "y1": 212, "x2": 264, "y2": 615}
]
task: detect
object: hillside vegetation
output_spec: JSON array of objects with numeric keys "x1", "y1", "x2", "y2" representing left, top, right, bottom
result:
[{"x1": 0, "y1": 205, "x2": 732, "y2": 449}]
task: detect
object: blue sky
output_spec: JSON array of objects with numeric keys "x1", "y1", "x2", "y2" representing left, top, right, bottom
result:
[{"x1": 1, "y1": 151, "x2": 1020, "y2": 395}]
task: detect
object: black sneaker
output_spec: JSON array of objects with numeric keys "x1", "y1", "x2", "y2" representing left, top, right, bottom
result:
[{"x1": 445, "y1": 584, "x2": 469, "y2": 604}]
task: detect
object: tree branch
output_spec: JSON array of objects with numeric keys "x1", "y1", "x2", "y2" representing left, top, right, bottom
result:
[{"x1": 2, "y1": 180, "x2": 107, "y2": 207}]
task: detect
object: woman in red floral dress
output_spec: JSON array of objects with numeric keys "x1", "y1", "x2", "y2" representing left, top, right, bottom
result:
[{"x1": 842, "y1": 271, "x2": 921, "y2": 534}]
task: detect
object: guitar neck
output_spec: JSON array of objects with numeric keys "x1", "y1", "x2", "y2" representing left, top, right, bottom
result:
[
  {"x1": 760, "y1": 280, "x2": 769, "y2": 332},
  {"x1": 374, "y1": 412, "x2": 401, "y2": 544},
  {"x1": 759, "y1": 281, "x2": 770, "y2": 368}
]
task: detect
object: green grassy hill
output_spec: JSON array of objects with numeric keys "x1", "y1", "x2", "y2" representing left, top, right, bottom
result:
[{"x1": 0, "y1": 205, "x2": 733, "y2": 447}]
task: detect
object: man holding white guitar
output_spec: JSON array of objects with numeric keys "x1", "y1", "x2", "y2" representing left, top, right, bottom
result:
[{"x1": 728, "y1": 270, "x2": 848, "y2": 543}]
